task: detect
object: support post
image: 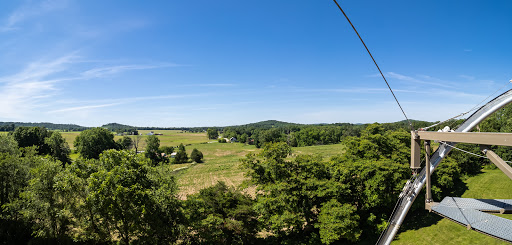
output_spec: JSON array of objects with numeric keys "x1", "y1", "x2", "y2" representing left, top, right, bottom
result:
[
  {"x1": 425, "y1": 140, "x2": 433, "y2": 205},
  {"x1": 411, "y1": 131, "x2": 421, "y2": 172}
]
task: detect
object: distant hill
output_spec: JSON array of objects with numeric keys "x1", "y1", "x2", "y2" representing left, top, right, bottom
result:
[
  {"x1": 0, "y1": 122, "x2": 88, "y2": 131},
  {"x1": 101, "y1": 123, "x2": 135, "y2": 130},
  {"x1": 241, "y1": 120, "x2": 301, "y2": 128}
]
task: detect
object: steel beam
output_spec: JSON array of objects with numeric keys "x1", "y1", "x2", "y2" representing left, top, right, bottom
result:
[
  {"x1": 417, "y1": 131, "x2": 512, "y2": 147},
  {"x1": 482, "y1": 148, "x2": 512, "y2": 180}
]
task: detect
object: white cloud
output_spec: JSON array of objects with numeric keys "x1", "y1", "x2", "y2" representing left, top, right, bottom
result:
[
  {"x1": 0, "y1": 53, "x2": 181, "y2": 119},
  {"x1": 387, "y1": 72, "x2": 454, "y2": 88},
  {"x1": 0, "y1": 0, "x2": 67, "y2": 32},
  {"x1": 49, "y1": 103, "x2": 121, "y2": 113},
  {"x1": 81, "y1": 63, "x2": 179, "y2": 79}
]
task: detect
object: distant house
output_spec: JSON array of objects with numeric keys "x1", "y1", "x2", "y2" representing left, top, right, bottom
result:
[
  {"x1": 161, "y1": 153, "x2": 167, "y2": 157},
  {"x1": 147, "y1": 131, "x2": 154, "y2": 136},
  {"x1": 170, "y1": 152, "x2": 177, "y2": 158},
  {"x1": 230, "y1": 137, "x2": 238, "y2": 143}
]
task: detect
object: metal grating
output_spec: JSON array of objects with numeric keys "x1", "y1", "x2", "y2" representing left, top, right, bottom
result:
[
  {"x1": 439, "y1": 197, "x2": 512, "y2": 212},
  {"x1": 432, "y1": 197, "x2": 512, "y2": 242}
]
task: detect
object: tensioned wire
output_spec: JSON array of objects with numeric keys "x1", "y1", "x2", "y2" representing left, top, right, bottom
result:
[{"x1": 332, "y1": 0, "x2": 413, "y2": 132}]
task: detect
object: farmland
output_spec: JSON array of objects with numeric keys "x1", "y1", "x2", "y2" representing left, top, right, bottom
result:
[{"x1": 62, "y1": 129, "x2": 346, "y2": 197}]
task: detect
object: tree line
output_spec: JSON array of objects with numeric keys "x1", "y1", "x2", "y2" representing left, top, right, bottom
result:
[{"x1": 0, "y1": 112, "x2": 507, "y2": 244}]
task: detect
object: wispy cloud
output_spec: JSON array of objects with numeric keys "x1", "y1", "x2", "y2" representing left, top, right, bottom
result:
[
  {"x1": 387, "y1": 72, "x2": 454, "y2": 88},
  {"x1": 80, "y1": 63, "x2": 180, "y2": 79},
  {"x1": 0, "y1": 0, "x2": 67, "y2": 32},
  {"x1": 49, "y1": 103, "x2": 121, "y2": 113},
  {"x1": 458, "y1": 75, "x2": 475, "y2": 80},
  {"x1": 178, "y1": 83, "x2": 236, "y2": 87},
  {"x1": 0, "y1": 53, "x2": 181, "y2": 119}
]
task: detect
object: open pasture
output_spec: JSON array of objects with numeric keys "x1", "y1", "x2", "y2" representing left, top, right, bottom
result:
[
  {"x1": 61, "y1": 130, "x2": 209, "y2": 150},
  {"x1": 174, "y1": 142, "x2": 346, "y2": 198}
]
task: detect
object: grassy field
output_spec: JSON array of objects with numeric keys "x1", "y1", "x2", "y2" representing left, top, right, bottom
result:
[
  {"x1": 61, "y1": 130, "x2": 209, "y2": 149},
  {"x1": 174, "y1": 142, "x2": 346, "y2": 198},
  {"x1": 392, "y1": 169, "x2": 512, "y2": 245}
]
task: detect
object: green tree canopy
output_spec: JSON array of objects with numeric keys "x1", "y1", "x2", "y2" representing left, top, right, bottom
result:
[
  {"x1": 207, "y1": 128, "x2": 219, "y2": 139},
  {"x1": 190, "y1": 148, "x2": 203, "y2": 163},
  {"x1": 116, "y1": 136, "x2": 133, "y2": 150},
  {"x1": 73, "y1": 127, "x2": 117, "y2": 159},
  {"x1": 12, "y1": 126, "x2": 52, "y2": 155},
  {"x1": 173, "y1": 143, "x2": 188, "y2": 164},
  {"x1": 45, "y1": 131, "x2": 71, "y2": 165},
  {"x1": 145, "y1": 135, "x2": 161, "y2": 165},
  {"x1": 185, "y1": 182, "x2": 258, "y2": 244}
]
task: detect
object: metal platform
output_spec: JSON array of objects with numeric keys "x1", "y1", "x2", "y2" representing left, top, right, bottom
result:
[{"x1": 431, "y1": 197, "x2": 512, "y2": 242}]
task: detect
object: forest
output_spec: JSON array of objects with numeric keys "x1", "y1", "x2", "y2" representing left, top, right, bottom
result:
[{"x1": 0, "y1": 108, "x2": 511, "y2": 244}]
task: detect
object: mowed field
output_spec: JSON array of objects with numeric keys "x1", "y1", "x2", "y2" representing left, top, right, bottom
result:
[
  {"x1": 175, "y1": 142, "x2": 346, "y2": 198},
  {"x1": 59, "y1": 129, "x2": 346, "y2": 197},
  {"x1": 392, "y1": 169, "x2": 512, "y2": 245}
]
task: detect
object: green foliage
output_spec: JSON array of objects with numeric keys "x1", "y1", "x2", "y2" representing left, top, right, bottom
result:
[
  {"x1": 73, "y1": 127, "x2": 117, "y2": 159},
  {"x1": 190, "y1": 148, "x2": 203, "y2": 163},
  {"x1": 218, "y1": 138, "x2": 227, "y2": 143},
  {"x1": 185, "y1": 182, "x2": 258, "y2": 244},
  {"x1": 145, "y1": 135, "x2": 161, "y2": 165},
  {"x1": 173, "y1": 143, "x2": 188, "y2": 164},
  {"x1": 242, "y1": 136, "x2": 409, "y2": 243},
  {"x1": 19, "y1": 159, "x2": 70, "y2": 239},
  {"x1": 45, "y1": 131, "x2": 71, "y2": 165},
  {"x1": 316, "y1": 200, "x2": 361, "y2": 243},
  {"x1": 0, "y1": 133, "x2": 18, "y2": 155},
  {"x1": 160, "y1": 145, "x2": 174, "y2": 155},
  {"x1": 207, "y1": 128, "x2": 219, "y2": 139},
  {"x1": 116, "y1": 135, "x2": 133, "y2": 150},
  {"x1": 12, "y1": 126, "x2": 52, "y2": 155}
]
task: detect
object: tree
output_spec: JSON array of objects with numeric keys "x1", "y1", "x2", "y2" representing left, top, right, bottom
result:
[
  {"x1": 145, "y1": 135, "x2": 161, "y2": 165},
  {"x1": 160, "y1": 146, "x2": 174, "y2": 155},
  {"x1": 86, "y1": 150, "x2": 184, "y2": 244},
  {"x1": 241, "y1": 141, "x2": 409, "y2": 243},
  {"x1": 173, "y1": 143, "x2": 188, "y2": 164},
  {"x1": 116, "y1": 136, "x2": 133, "y2": 150},
  {"x1": 207, "y1": 128, "x2": 219, "y2": 139},
  {"x1": 19, "y1": 158, "x2": 71, "y2": 240},
  {"x1": 12, "y1": 126, "x2": 52, "y2": 155},
  {"x1": 73, "y1": 127, "x2": 117, "y2": 159},
  {"x1": 190, "y1": 148, "x2": 203, "y2": 163},
  {"x1": 45, "y1": 131, "x2": 71, "y2": 165},
  {"x1": 184, "y1": 182, "x2": 259, "y2": 244},
  {"x1": 132, "y1": 134, "x2": 142, "y2": 153}
]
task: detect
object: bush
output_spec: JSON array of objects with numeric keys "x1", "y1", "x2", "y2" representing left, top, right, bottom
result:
[{"x1": 190, "y1": 148, "x2": 203, "y2": 163}]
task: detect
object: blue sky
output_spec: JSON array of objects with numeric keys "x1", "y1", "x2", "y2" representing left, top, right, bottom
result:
[{"x1": 0, "y1": 1, "x2": 511, "y2": 127}]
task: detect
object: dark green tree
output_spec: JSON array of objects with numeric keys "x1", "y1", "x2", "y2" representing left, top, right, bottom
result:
[
  {"x1": 86, "y1": 150, "x2": 184, "y2": 244},
  {"x1": 45, "y1": 131, "x2": 71, "y2": 165},
  {"x1": 160, "y1": 146, "x2": 174, "y2": 156},
  {"x1": 19, "y1": 158, "x2": 71, "y2": 240},
  {"x1": 173, "y1": 143, "x2": 188, "y2": 164},
  {"x1": 73, "y1": 127, "x2": 117, "y2": 159},
  {"x1": 12, "y1": 126, "x2": 52, "y2": 155},
  {"x1": 116, "y1": 136, "x2": 133, "y2": 150},
  {"x1": 184, "y1": 182, "x2": 259, "y2": 244},
  {"x1": 190, "y1": 148, "x2": 203, "y2": 163},
  {"x1": 145, "y1": 135, "x2": 161, "y2": 165},
  {"x1": 207, "y1": 128, "x2": 219, "y2": 139}
]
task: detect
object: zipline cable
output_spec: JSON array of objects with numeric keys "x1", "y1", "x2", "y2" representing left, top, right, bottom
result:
[
  {"x1": 422, "y1": 80, "x2": 512, "y2": 131},
  {"x1": 439, "y1": 141, "x2": 512, "y2": 163},
  {"x1": 332, "y1": 0, "x2": 413, "y2": 132}
]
